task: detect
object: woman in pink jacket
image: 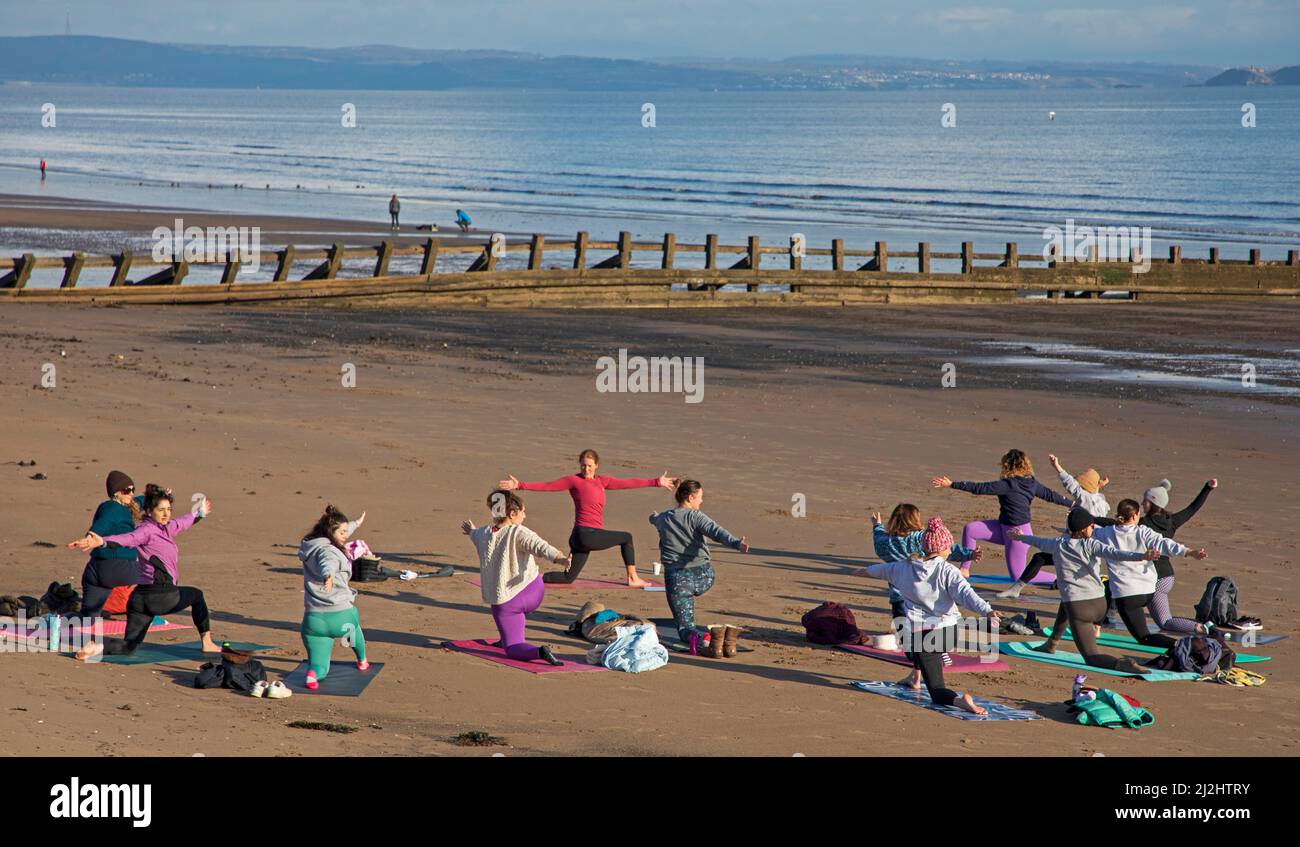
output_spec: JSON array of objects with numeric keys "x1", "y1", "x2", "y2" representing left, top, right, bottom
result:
[{"x1": 67, "y1": 484, "x2": 220, "y2": 661}]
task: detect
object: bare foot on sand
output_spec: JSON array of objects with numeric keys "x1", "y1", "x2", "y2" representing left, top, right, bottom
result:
[
  {"x1": 75, "y1": 641, "x2": 104, "y2": 662},
  {"x1": 897, "y1": 672, "x2": 922, "y2": 690},
  {"x1": 1032, "y1": 641, "x2": 1058, "y2": 654},
  {"x1": 626, "y1": 576, "x2": 650, "y2": 589},
  {"x1": 201, "y1": 635, "x2": 222, "y2": 653},
  {"x1": 956, "y1": 693, "x2": 988, "y2": 716}
]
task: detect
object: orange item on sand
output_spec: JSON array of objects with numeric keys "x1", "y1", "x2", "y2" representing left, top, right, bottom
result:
[{"x1": 103, "y1": 584, "x2": 135, "y2": 616}]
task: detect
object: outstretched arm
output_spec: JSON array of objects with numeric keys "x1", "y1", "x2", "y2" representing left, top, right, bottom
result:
[
  {"x1": 501, "y1": 475, "x2": 575, "y2": 493},
  {"x1": 691, "y1": 511, "x2": 748, "y2": 552},
  {"x1": 941, "y1": 477, "x2": 1014, "y2": 497},
  {"x1": 1033, "y1": 480, "x2": 1074, "y2": 508},
  {"x1": 602, "y1": 472, "x2": 675, "y2": 491},
  {"x1": 1170, "y1": 480, "x2": 1216, "y2": 529}
]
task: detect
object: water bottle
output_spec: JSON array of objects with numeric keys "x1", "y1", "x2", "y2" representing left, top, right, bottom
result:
[{"x1": 47, "y1": 613, "x2": 61, "y2": 653}]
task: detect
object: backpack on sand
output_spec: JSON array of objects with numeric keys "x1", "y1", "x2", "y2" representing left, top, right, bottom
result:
[
  {"x1": 352, "y1": 556, "x2": 389, "y2": 582},
  {"x1": 1147, "y1": 633, "x2": 1234, "y2": 675},
  {"x1": 1194, "y1": 576, "x2": 1238, "y2": 626}
]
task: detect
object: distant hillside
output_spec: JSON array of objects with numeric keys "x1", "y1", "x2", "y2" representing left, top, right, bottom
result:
[
  {"x1": 1205, "y1": 67, "x2": 1275, "y2": 86},
  {"x1": 1272, "y1": 65, "x2": 1300, "y2": 84}
]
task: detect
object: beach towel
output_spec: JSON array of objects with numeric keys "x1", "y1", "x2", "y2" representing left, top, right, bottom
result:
[
  {"x1": 849, "y1": 680, "x2": 1041, "y2": 721},
  {"x1": 442, "y1": 639, "x2": 607, "y2": 674},
  {"x1": 1042, "y1": 626, "x2": 1271, "y2": 663},
  {"x1": 836, "y1": 643, "x2": 1009, "y2": 672},
  {"x1": 600, "y1": 624, "x2": 668, "y2": 673},
  {"x1": 998, "y1": 641, "x2": 1200, "y2": 680}
]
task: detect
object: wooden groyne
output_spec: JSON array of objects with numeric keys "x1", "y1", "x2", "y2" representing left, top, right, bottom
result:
[{"x1": 3, "y1": 232, "x2": 1299, "y2": 307}]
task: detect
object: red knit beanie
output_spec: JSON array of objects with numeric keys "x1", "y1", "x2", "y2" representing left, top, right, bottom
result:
[{"x1": 921, "y1": 516, "x2": 954, "y2": 554}]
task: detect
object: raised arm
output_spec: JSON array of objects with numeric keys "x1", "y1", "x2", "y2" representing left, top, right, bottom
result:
[{"x1": 1170, "y1": 480, "x2": 1215, "y2": 529}]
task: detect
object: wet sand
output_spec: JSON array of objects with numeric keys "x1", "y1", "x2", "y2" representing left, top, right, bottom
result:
[{"x1": 1, "y1": 300, "x2": 1296, "y2": 756}]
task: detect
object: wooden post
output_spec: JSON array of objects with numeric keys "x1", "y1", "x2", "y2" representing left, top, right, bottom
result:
[
  {"x1": 528, "y1": 235, "x2": 545, "y2": 270},
  {"x1": 1289, "y1": 250, "x2": 1298, "y2": 267},
  {"x1": 274, "y1": 246, "x2": 295, "y2": 282},
  {"x1": 2, "y1": 253, "x2": 36, "y2": 289},
  {"x1": 661, "y1": 233, "x2": 677, "y2": 269},
  {"x1": 327, "y1": 243, "x2": 343, "y2": 278},
  {"x1": 1169, "y1": 245, "x2": 1181, "y2": 265},
  {"x1": 918, "y1": 242, "x2": 930, "y2": 274},
  {"x1": 420, "y1": 238, "x2": 440, "y2": 279},
  {"x1": 110, "y1": 251, "x2": 133, "y2": 287},
  {"x1": 170, "y1": 261, "x2": 189, "y2": 286},
  {"x1": 705, "y1": 234, "x2": 718, "y2": 270},
  {"x1": 573, "y1": 231, "x2": 588, "y2": 270},
  {"x1": 789, "y1": 236, "x2": 802, "y2": 272},
  {"x1": 747, "y1": 236, "x2": 760, "y2": 291},
  {"x1": 374, "y1": 240, "x2": 393, "y2": 277},
  {"x1": 831, "y1": 239, "x2": 844, "y2": 271},
  {"x1": 961, "y1": 242, "x2": 974, "y2": 274},
  {"x1": 1089, "y1": 243, "x2": 1099, "y2": 263},
  {"x1": 1003, "y1": 242, "x2": 1018, "y2": 269},
  {"x1": 875, "y1": 240, "x2": 887, "y2": 272},
  {"x1": 220, "y1": 251, "x2": 241, "y2": 285},
  {"x1": 483, "y1": 236, "x2": 499, "y2": 272},
  {"x1": 61, "y1": 252, "x2": 85, "y2": 289},
  {"x1": 1209, "y1": 247, "x2": 1220, "y2": 264},
  {"x1": 617, "y1": 231, "x2": 632, "y2": 269},
  {"x1": 1249, "y1": 248, "x2": 1261, "y2": 266}
]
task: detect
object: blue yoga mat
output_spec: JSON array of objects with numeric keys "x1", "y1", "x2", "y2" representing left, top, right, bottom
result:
[
  {"x1": 998, "y1": 641, "x2": 1200, "y2": 680},
  {"x1": 99, "y1": 640, "x2": 274, "y2": 666},
  {"x1": 850, "y1": 680, "x2": 1042, "y2": 721}
]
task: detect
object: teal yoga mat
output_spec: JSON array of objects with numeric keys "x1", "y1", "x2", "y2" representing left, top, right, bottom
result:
[
  {"x1": 98, "y1": 640, "x2": 275, "y2": 666},
  {"x1": 1042, "y1": 627, "x2": 1271, "y2": 663},
  {"x1": 998, "y1": 640, "x2": 1201, "y2": 680}
]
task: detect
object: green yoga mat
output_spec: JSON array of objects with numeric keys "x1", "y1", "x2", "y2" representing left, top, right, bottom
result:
[
  {"x1": 998, "y1": 640, "x2": 1201, "y2": 680},
  {"x1": 1042, "y1": 627, "x2": 1271, "y2": 663},
  {"x1": 98, "y1": 640, "x2": 275, "y2": 666}
]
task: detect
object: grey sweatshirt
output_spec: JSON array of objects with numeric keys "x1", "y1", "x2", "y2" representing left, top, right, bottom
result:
[
  {"x1": 649, "y1": 507, "x2": 743, "y2": 571},
  {"x1": 864, "y1": 557, "x2": 992, "y2": 631},
  {"x1": 299, "y1": 536, "x2": 357, "y2": 613},
  {"x1": 1017, "y1": 533, "x2": 1152, "y2": 602},
  {"x1": 1092, "y1": 523, "x2": 1187, "y2": 599}
]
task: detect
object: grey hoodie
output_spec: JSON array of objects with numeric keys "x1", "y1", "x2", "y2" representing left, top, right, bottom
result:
[
  {"x1": 649, "y1": 507, "x2": 743, "y2": 571},
  {"x1": 299, "y1": 536, "x2": 357, "y2": 613},
  {"x1": 865, "y1": 557, "x2": 992, "y2": 631}
]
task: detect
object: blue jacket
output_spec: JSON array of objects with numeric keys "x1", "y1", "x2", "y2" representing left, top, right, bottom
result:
[
  {"x1": 951, "y1": 475, "x2": 1071, "y2": 526},
  {"x1": 872, "y1": 524, "x2": 977, "y2": 564}
]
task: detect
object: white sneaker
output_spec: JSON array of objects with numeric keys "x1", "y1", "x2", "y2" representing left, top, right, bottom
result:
[
  {"x1": 249, "y1": 680, "x2": 268, "y2": 698},
  {"x1": 266, "y1": 680, "x2": 293, "y2": 699}
]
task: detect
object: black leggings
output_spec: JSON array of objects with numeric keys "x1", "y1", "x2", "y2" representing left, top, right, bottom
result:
[
  {"x1": 79, "y1": 557, "x2": 141, "y2": 617},
  {"x1": 1114, "y1": 593, "x2": 1175, "y2": 649},
  {"x1": 903, "y1": 625, "x2": 959, "y2": 707},
  {"x1": 1045, "y1": 597, "x2": 1132, "y2": 670},
  {"x1": 544, "y1": 526, "x2": 635, "y2": 584},
  {"x1": 1018, "y1": 551, "x2": 1055, "y2": 584},
  {"x1": 102, "y1": 584, "x2": 211, "y2": 656}
]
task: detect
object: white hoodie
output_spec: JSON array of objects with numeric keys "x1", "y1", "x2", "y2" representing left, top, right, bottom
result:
[
  {"x1": 1017, "y1": 533, "x2": 1152, "y2": 602},
  {"x1": 864, "y1": 556, "x2": 992, "y2": 631},
  {"x1": 1092, "y1": 523, "x2": 1186, "y2": 599}
]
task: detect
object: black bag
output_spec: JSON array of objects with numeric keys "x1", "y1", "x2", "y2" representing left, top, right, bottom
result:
[
  {"x1": 352, "y1": 556, "x2": 389, "y2": 582},
  {"x1": 1146, "y1": 633, "x2": 1235, "y2": 674},
  {"x1": 40, "y1": 582, "x2": 80, "y2": 615},
  {"x1": 193, "y1": 658, "x2": 266, "y2": 692},
  {"x1": 1194, "y1": 576, "x2": 1238, "y2": 625},
  {"x1": 801, "y1": 601, "x2": 867, "y2": 645}
]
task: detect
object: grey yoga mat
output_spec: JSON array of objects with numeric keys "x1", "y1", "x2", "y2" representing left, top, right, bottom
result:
[{"x1": 281, "y1": 661, "x2": 384, "y2": 696}]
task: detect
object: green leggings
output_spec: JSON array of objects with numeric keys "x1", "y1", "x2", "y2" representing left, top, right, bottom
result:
[{"x1": 301, "y1": 607, "x2": 366, "y2": 679}]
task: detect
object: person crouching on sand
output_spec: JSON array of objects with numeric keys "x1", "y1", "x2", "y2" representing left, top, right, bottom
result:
[
  {"x1": 299, "y1": 505, "x2": 370, "y2": 690},
  {"x1": 463, "y1": 490, "x2": 571, "y2": 666},
  {"x1": 66, "y1": 484, "x2": 219, "y2": 660},
  {"x1": 649, "y1": 479, "x2": 749, "y2": 658},
  {"x1": 861, "y1": 517, "x2": 1000, "y2": 715},
  {"x1": 78, "y1": 470, "x2": 144, "y2": 619}
]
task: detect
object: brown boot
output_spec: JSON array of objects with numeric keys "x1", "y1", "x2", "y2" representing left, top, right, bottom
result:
[
  {"x1": 723, "y1": 625, "x2": 743, "y2": 658},
  {"x1": 708, "y1": 625, "x2": 727, "y2": 658}
]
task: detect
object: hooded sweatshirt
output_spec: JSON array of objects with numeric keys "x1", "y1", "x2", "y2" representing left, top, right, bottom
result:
[
  {"x1": 863, "y1": 557, "x2": 992, "y2": 631},
  {"x1": 1092, "y1": 523, "x2": 1187, "y2": 599},
  {"x1": 469, "y1": 523, "x2": 562, "y2": 606},
  {"x1": 101, "y1": 512, "x2": 200, "y2": 586},
  {"x1": 649, "y1": 507, "x2": 743, "y2": 571},
  {"x1": 1015, "y1": 533, "x2": 1152, "y2": 602},
  {"x1": 299, "y1": 536, "x2": 357, "y2": 613},
  {"x1": 1057, "y1": 469, "x2": 1110, "y2": 518},
  {"x1": 950, "y1": 475, "x2": 1072, "y2": 526}
]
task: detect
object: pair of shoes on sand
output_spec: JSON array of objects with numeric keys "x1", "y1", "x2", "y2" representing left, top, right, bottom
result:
[
  {"x1": 701, "y1": 625, "x2": 743, "y2": 658},
  {"x1": 250, "y1": 680, "x2": 293, "y2": 698}
]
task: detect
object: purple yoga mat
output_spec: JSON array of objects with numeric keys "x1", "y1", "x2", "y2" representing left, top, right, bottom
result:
[
  {"x1": 464, "y1": 577, "x2": 662, "y2": 591},
  {"x1": 837, "y1": 643, "x2": 1009, "y2": 672},
  {"x1": 442, "y1": 639, "x2": 608, "y2": 674}
]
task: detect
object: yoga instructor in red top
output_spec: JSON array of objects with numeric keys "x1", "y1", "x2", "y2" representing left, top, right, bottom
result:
[{"x1": 499, "y1": 449, "x2": 676, "y2": 587}]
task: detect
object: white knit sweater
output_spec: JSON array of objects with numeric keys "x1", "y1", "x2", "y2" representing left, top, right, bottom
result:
[{"x1": 469, "y1": 523, "x2": 562, "y2": 605}]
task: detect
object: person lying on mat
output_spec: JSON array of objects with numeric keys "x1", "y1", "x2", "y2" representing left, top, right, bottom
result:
[
  {"x1": 299, "y1": 504, "x2": 370, "y2": 690},
  {"x1": 463, "y1": 490, "x2": 571, "y2": 666},
  {"x1": 860, "y1": 516, "x2": 1000, "y2": 715},
  {"x1": 78, "y1": 470, "x2": 145, "y2": 619},
  {"x1": 1008, "y1": 509, "x2": 1160, "y2": 674},
  {"x1": 66, "y1": 484, "x2": 220, "y2": 661}
]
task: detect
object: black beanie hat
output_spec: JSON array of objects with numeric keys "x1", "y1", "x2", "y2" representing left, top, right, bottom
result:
[
  {"x1": 106, "y1": 470, "x2": 134, "y2": 497},
  {"x1": 1067, "y1": 507, "x2": 1094, "y2": 534}
]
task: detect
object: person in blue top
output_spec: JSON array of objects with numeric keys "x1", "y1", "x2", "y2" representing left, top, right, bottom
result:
[
  {"x1": 455, "y1": 209, "x2": 472, "y2": 233},
  {"x1": 932, "y1": 449, "x2": 1073, "y2": 583},
  {"x1": 79, "y1": 470, "x2": 145, "y2": 618}
]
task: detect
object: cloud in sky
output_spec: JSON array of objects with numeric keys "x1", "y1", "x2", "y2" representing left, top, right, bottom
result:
[{"x1": 4, "y1": 0, "x2": 1297, "y2": 66}]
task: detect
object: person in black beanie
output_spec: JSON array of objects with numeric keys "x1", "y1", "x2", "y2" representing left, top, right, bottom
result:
[{"x1": 77, "y1": 471, "x2": 144, "y2": 618}]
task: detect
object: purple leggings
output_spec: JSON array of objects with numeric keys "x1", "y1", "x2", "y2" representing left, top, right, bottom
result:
[
  {"x1": 490, "y1": 574, "x2": 546, "y2": 661},
  {"x1": 961, "y1": 520, "x2": 1051, "y2": 583}
]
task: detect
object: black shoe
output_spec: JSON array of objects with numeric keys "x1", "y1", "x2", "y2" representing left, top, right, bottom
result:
[
  {"x1": 1024, "y1": 611, "x2": 1041, "y2": 631},
  {"x1": 538, "y1": 645, "x2": 563, "y2": 667}
]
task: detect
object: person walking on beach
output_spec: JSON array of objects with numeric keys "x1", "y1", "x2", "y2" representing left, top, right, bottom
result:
[
  {"x1": 650, "y1": 479, "x2": 749, "y2": 657},
  {"x1": 40, "y1": 159, "x2": 46, "y2": 178},
  {"x1": 389, "y1": 194, "x2": 401, "y2": 229},
  {"x1": 77, "y1": 471, "x2": 144, "y2": 619},
  {"x1": 861, "y1": 517, "x2": 1001, "y2": 715},
  {"x1": 455, "y1": 208, "x2": 472, "y2": 233},
  {"x1": 498, "y1": 449, "x2": 675, "y2": 588},
  {"x1": 1008, "y1": 509, "x2": 1160, "y2": 673},
  {"x1": 1140, "y1": 477, "x2": 1218, "y2": 635},
  {"x1": 299, "y1": 505, "x2": 371, "y2": 690},
  {"x1": 932, "y1": 449, "x2": 1073, "y2": 582},
  {"x1": 66, "y1": 484, "x2": 220, "y2": 660},
  {"x1": 463, "y1": 490, "x2": 571, "y2": 665}
]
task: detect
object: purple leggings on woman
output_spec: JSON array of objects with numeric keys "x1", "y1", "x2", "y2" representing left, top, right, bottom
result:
[
  {"x1": 961, "y1": 520, "x2": 1052, "y2": 583},
  {"x1": 490, "y1": 574, "x2": 546, "y2": 661}
]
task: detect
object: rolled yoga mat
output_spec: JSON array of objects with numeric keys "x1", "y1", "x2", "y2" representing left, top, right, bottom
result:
[
  {"x1": 442, "y1": 639, "x2": 608, "y2": 673},
  {"x1": 1042, "y1": 627, "x2": 1271, "y2": 662},
  {"x1": 281, "y1": 661, "x2": 384, "y2": 696},
  {"x1": 849, "y1": 680, "x2": 1042, "y2": 721},
  {"x1": 998, "y1": 640, "x2": 1201, "y2": 680},
  {"x1": 837, "y1": 643, "x2": 1009, "y2": 672}
]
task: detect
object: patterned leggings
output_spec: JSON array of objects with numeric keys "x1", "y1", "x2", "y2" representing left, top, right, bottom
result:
[
  {"x1": 664, "y1": 564, "x2": 715, "y2": 642},
  {"x1": 1148, "y1": 576, "x2": 1202, "y2": 635}
]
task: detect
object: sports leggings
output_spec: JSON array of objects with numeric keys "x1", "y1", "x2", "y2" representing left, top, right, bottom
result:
[
  {"x1": 1015, "y1": 551, "x2": 1056, "y2": 585},
  {"x1": 1114, "y1": 593, "x2": 1175, "y2": 649},
  {"x1": 961, "y1": 520, "x2": 1047, "y2": 582},
  {"x1": 490, "y1": 574, "x2": 546, "y2": 661},
  {"x1": 102, "y1": 584, "x2": 211, "y2": 656},
  {"x1": 301, "y1": 606, "x2": 366, "y2": 679},
  {"x1": 79, "y1": 556, "x2": 141, "y2": 617},
  {"x1": 902, "y1": 625, "x2": 960, "y2": 707},
  {"x1": 665, "y1": 564, "x2": 715, "y2": 642},
  {"x1": 1148, "y1": 576, "x2": 1201, "y2": 635},
  {"x1": 544, "y1": 525, "x2": 635, "y2": 584},
  {"x1": 1043, "y1": 597, "x2": 1132, "y2": 670}
]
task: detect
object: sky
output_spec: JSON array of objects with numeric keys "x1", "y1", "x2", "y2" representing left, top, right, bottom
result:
[{"x1": 3, "y1": 0, "x2": 1298, "y2": 67}]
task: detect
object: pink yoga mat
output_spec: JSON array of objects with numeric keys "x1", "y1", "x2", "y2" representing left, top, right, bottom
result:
[
  {"x1": 837, "y1": 643, "x2": 1009, "y2": 672},
  {"x1": 0, "y1": 619, "x2": 189, "y2": 640},
  {"x1": 465, "y1": 577, "x2": 662, "y2": 591},
  {"x1": 442, "y1": 639, "x2": 608, "y2": 674}
]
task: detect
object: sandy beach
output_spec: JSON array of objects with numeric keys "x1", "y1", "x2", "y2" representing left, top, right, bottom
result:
[{"x1": 1, "y1": 291, "x2": 1297, "y2": 756}]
